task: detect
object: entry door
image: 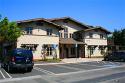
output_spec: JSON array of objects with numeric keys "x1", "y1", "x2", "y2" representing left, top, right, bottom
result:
[{"x1": 65, "y1": 48, "x2": 69, "y2": 58}]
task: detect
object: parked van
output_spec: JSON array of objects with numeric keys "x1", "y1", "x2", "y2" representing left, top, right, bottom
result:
[
  {"x1": 1, "y1": 48, "x2": 34, "y2": 72},
  {"x1": 104, "y1": 52, "x2": 125, "y2": 62}
]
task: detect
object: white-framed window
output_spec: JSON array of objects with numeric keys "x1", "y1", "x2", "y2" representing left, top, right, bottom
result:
[
  {"x1": 64, "y1": 33, "x2": 68, "y2": 38},
  {"x1": 25, "y1": 27, "x2": 33, "y2": 34},
  {"x1": 21, "y1": 44, "x2": 38, "y2": 51},
  {"x1": 89, "y1": 33, "x2": 93, "y2": 38},
  {"x1": 69, "y1": 33, "x2": 72, "y2": 38},
  {"x1": 100, "y1": 34, "x2": 104, "y2": 39},
  {"x1": 59, "y1": 32, "x2": 63, "y2": 38},
  {"x1": 46, "y1": 29, "x2": 52, "y2": 36}
]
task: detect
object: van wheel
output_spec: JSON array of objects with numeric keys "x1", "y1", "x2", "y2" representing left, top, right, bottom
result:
[
  {"x1": 27, "y1": 67, "x2": 32, "y2": 72},
  {"x1": 1, "y1": 63, "x2": 4, "y2": 68},
  {"x1": 7, "y1": 65, "x2": 12, "y2": 73}
]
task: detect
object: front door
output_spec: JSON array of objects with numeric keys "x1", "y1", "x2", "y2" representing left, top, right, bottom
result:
[{"x1": 66, "y1": 48, "x2": 69, "y2": 58}]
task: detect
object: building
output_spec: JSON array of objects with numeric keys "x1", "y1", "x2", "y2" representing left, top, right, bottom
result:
[{"x1": 17, "y1": 17, "x2": 111, "y2": 60}]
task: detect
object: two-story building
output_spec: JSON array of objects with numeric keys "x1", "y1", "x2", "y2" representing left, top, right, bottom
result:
[{"x1": 16, "y1": 17, "x2": 111, "y2": 60}]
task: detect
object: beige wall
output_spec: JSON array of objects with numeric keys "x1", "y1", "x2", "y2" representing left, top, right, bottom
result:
[
  {"x1": 53, "y1": 20, "x2": 85, "y2": 38},
  {"x1": 19, "y1": 22, "x2": 59, "y2": 36},
  {"x1": 85, "y1": 30, "x2": 107, "y2": 39},
  {"x1": 84, "y1": 30, "x2": 108, "y2": 57},
  {"x1": 17, "y1": 22, "x2": 60, "y2": 60}
]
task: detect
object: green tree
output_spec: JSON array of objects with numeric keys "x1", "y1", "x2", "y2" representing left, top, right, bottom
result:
[
  {"x1": 0, "y1": 17, "x2": 22, "y2": 56},
  {"x1": 112, "y1": 29, "x2": 125, "y2": 46}
]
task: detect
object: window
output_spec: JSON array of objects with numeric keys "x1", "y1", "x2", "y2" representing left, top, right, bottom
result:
[
  {"x1": 42, "y1": 44, "x2": 57, "y2": 56},
  {"x1": 88, "y1": 46, "x2": 95, "y2": 55},
  {"x1": 64, "y1": 28, "x2": 68, "y2": 32},
  {"x1": 47, "y1": 47, "x2": 52, "y2": 56},
  {"x1": 89, "y1": 33, "x2": 93, "y2": 38},
  {"x1": 59, "y1": 33, "x2": 63, "y2": 38},
  {"x1": 69, "y1": 33, "x2": 72, "y2": 38},
  {"x1": 64, "y1": 33, "x2": 68, "y2": 38},
  {"x1": 25, "y1": 27, "x2": 33, "y2": 34},
  {"x1": 21, "y1": 44, "x2": 38, "y2": 51},
  {"x1": 100, "y1": 34, "x2": 104, "y2": 39},
  {"x1": 46, "y1": 29, "x2": 52, "y2": 36}
]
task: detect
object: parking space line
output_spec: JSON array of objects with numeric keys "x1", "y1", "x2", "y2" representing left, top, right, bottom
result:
[
  {"x1": 3, "y1": 69, "x2": 12, "y2": 78},
  {"x1": 34, "y1": 67, "x2": 55, "y2": 75},
  {"x1": 102, "y1": 61, "x2": 107, "y2": 64},
  {"x1": 55, "y1": 65, "x2": 83, "y2": 71},
  {"x1": 0, "y1": 70, "x2": 6, "y2": 79},
  {"x1": 0, "y1": 75, "x2": 42, "y2": 83},
  {"x1": 78, "y1": 63, "x2": 104, "y2": 67},
  {"x1": 56, "y1": 65, "x2": 125, "y2": 76}
]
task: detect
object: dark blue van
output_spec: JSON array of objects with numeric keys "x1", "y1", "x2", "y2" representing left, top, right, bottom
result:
[{"x1": 1, "y1": 48, "x2": 34, "y2": 72}]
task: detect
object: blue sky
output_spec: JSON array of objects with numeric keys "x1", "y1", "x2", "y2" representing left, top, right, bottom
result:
[{"x1": 0, "y1": 0, "x2": 125, "y2": 31}]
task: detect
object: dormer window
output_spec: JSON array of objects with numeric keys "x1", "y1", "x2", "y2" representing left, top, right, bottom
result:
[
  {"x1": 25, "y1": 27, "x2": 33, "y2": 35},
  {"x1": 100, "y1": 34, "x2": 104, "y2": 39},
  {"x1": 64, "y1": 27, "x2": 68, "y2": 32},
  {"x1": 89, "y1": 33, "x2": 93, "y2": 38},
  {"x1": 46, "y1": 29, "x2": 52, "y2": 36},
  {"x1": 36, "y1": 21, "x2": 44, "y2": 26}
]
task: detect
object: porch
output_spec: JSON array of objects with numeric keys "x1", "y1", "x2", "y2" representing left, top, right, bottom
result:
[{"x1": 59, "y1": 38, "x2": 85, "y2": 59}]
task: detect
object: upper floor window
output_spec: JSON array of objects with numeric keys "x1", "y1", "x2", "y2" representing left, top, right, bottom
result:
[
  {"x1": 64, "y1": 27, "x2": 68, "y2": 33},
  {"x1": 69, "y1": 33, "x2": 73, "y2": 38},
  {"x1": 64, "y1": 33, "x2": 68, "y2": 38},
  {"x1": 89, "y1": 33, "x2": 93, "y2": 38},
  {"x1": 46, "y1": 29, "x2": 52, "y2": 36},
  {"x1": 59, "y1": 32, "x2": 63, "y2": 38},
  {"x1": 25, "y1": 27, "x2": 33, "y2": 35},
  {"x1": 100, "y1": 34, "x2": 104, "y2": 39}
]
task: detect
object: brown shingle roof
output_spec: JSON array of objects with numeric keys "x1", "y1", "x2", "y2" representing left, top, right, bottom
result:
[
  {"x1": 47, "y1": 17, "x2": 90, "y2": 29},
  {"x1": 77, "y1": 26, "x2": 111, "y2": 34},
  {"x1": 17, "y1": 18, "x2": 63, "y2": 30}
]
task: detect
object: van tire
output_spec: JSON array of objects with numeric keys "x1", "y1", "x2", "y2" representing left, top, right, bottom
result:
[
  {"x1": 27, "y1": 67, "x2": 32, "y2": 72},
  {"x1": 7, "y1": 65, "x2": 12, "y2": 73}
]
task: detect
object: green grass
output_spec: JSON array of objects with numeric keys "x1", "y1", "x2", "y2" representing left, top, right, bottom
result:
[
  {"x1": 34, "y1": 58, "x2": 61, "y2": 63},
  {"x1": 44, "y1": 58, "x2": 61, "y2": 62}
]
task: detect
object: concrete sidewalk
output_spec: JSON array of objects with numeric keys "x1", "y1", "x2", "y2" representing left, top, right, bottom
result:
[
  {"x1": 34, "y1": 58, "x2": 104, "y2": 65},
  {"x1": 61, "y1": 58, "x2": 104, "y2": 63}
]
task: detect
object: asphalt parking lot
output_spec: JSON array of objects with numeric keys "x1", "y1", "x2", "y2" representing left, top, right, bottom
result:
[{"x1": 0, "y1": 61, "x2": 125, "y2": 81}]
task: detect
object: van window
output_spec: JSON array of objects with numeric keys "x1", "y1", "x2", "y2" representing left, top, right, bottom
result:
[{"x1": 13, "y1": 50, "x2": 32, "y2": 57}]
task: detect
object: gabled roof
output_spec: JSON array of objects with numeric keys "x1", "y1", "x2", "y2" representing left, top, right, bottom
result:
[
  {"x1": 17, "y1": 18, "x2": 63, "y2": 30},
  {"x1": 76, "y1": 26, "x2": 111, "y2": 34},
  {"x1": 47, "y1": 17, "x2": 90, "y2": 29}
]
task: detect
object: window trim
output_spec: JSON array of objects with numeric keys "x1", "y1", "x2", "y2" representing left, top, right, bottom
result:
[
  {"x1": 89, "y1": 33, "x2": 93, "y2": 38},
  {"x1": 100, "y1": 34, "x2": 104, "y2": 39},
  {"x1": 25, "y1": 27, "x2": 33, "y2": 35},
  {"x1": 46, "y1": 29, "x2": 53, "y2": 36},
  {"x1": 69, "y1": 33, "x2": 72, "y2": 38}
]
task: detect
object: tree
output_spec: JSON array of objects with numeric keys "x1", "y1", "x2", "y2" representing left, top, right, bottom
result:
[
  {"x1": 0, "y1": 17, "x2": 22, "y2": 57},
  {"x1": 113, "y1": 29, "x2": 125, "y2": 46}
]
